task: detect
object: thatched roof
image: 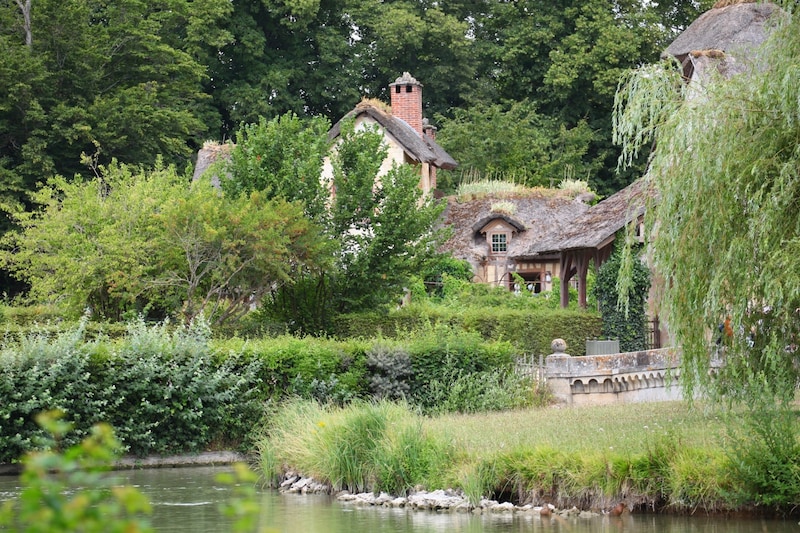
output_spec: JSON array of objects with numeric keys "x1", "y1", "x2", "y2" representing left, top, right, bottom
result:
[
  {"x1": 328, "y1": 101, "x2": 458, "y2": 170},
  {"x1": 663, "y1": 1, "x2": 780, "y2": 79},
  {"x1": 526, "y1": 179, "x2": 653, "y2": 256},
  {"x1": 440, "y1": 191, "x2": 592, "y2": 264},
  {"x1": 471, "y1": 213, "x2": 526, "y2": 233}
]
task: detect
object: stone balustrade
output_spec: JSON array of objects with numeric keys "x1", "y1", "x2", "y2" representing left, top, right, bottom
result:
[{"x1": 544, "y1": 339, "x2": 683, "y2": 406}]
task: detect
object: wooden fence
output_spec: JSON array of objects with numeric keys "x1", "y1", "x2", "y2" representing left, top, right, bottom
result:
[{"x1": 514, "y1": 354, "x2": 545, "y2": 383}]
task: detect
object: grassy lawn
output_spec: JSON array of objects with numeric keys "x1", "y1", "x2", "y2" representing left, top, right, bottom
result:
[
  {"x1": 424, "y1": 401, "x2": 725, "y2": 457},
  {"x1": 260, "y1": 399, "x2": 745, "y2": 511}
]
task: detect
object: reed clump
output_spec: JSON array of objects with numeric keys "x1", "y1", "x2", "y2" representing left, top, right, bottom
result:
[{"x1": 257, "y1": 399, "x2": 456, "y2": 495}]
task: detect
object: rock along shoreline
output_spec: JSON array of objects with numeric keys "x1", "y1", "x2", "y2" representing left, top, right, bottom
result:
[{"x1": 277, "y1": 471, "x2": 611, "y2": 519}]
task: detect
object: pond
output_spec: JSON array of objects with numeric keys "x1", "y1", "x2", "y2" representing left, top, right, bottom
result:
[{"x1": 1, "y1": 465, "x2": 798, "y2": 532}]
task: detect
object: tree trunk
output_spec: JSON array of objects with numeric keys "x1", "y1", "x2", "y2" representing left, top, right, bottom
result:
[{"x1": 15, "y1": 0, "x2": 32, "y2": 47}]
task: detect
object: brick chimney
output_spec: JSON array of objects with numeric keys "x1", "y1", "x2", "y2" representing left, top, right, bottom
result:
[{"x1": 389, "y1": 72, "x2": 423, "y2": 136}]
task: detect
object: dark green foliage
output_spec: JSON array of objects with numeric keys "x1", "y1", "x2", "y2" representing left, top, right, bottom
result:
[
  {"x1": 255, "y1": 275, "x2": 335, "y2": 336},
  {"x1": 405, "y1": 327, "x2": 517, "y2": 412},
  {"x1": 435, "y1": 101, "x2": 598, "y2": 189},
  {"x1": 0, "y1": 0, "x2": 222, "y2": 200},
  {"x1": 0, "y1": 318, "x2": 265, "y2": 462},
  {"x1": 332, "y1": 308, "x2": 602, "y2": 356},
  {"x1": 427, "y1": 370, "x2": 542, "y2": 415},
  {"x1": 594, "y1": 245, "x2": 651, "y2": 352},
  {"x1": 366, "y1": 344, "x2": 413, "y2": 401}
]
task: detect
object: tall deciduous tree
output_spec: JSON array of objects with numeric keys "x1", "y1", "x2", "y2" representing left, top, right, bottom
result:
[
  {"x1": 328, "y1": 121, "x2": 446, "y2": 313},
  {"x1": 456, "y1": 0, "x2": 712, "y2": 195},
  {"x1": 224, "y1": 113, "x2": 331, "y2": 222},
  {"x1": 205, "y1": 0, "x2": 476, "y2": 136},
  {"x1": 227, "y1": 114, "x2": 446, "y2": 331},
  {"x1": 1, "y1": 162, "x2": 328, "y2": 324},
  {"x1": 435, "y1": 100, "x2": 597, "y2": 189},
  {"x1": 0, "y1": 0, "x2": 229, "y2": 213}
]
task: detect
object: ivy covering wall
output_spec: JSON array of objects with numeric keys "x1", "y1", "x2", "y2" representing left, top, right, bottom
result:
[{"x1": 594, "y1": 244, "x2": 651, "y2": 352}]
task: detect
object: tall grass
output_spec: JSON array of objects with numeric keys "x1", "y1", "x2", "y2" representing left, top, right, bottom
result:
[
  {"x1": 257, "y1": 400, "x2": 455, "y2": 495},
  {"x1": 260, "y1": 400, "x2": 751, "y2": 512},
  {"x1": 558, "y1": 178, "x2": 592, "y2": 195},
  {"x1": 455, "y1": 179, "x2": 529, "y2": 199}
]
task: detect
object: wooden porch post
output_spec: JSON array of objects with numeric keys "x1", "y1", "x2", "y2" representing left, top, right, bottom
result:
[
  {"x1": 575, "y1": 250, "x2": 591, "y2": 309},
  {"x1": 560, "y1": 252, "x2": 574, "y2": 308}
]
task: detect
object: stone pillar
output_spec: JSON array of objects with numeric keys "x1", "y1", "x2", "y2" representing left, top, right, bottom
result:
[{"x1": 545, "y1": 338, "x2": 573, "y2": 405}]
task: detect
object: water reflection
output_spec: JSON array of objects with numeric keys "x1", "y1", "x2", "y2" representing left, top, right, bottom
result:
[{"x1": 1, "y1": 466, "x2": 798, "y2": 532}]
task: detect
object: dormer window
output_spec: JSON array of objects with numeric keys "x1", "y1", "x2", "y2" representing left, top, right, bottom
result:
[
  {"x1": 475, "y1": 214, "x2": 524, "y2": 258},
  {"x1": 491, "y1": 233, "x2": 508, "y2": 254}
]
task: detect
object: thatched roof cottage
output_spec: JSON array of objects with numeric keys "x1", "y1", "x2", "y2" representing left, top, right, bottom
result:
[
  {"x1": 440, "y1": 179, "x2": 652, "y2": 308},
  {"x1": 663, "y1": 0, "x2": 781, "y2": 85},
  {"x1": 322, "y1": 73, "x2": 456, "y2": 196},
  {"x1": 193, "y1": 73, "x2": 457, "y2": 196},
  {"x1": 440, "y1": 189, "x2": 594, "y2": 298}
]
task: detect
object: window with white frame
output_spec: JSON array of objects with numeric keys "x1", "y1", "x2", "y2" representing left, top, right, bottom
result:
[{"x1": 491, "y1": 233, "x2": 508, "y2": 254}]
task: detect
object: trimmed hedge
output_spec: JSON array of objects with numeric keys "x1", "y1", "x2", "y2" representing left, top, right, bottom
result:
[
  {"x1": 332, "y1": 307, "x2": 602, "y2": 356},
  {"x1": 1, "y1": 320, "x2": 532, "y2": 463},
  {"x1": 0, "y1": 319, "x2": 264, "y2": 461},
  {"x1": 214, "y1": 336, "x2": 371, "y2": 405}
]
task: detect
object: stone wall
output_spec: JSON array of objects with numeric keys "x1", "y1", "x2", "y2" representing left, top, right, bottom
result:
[{"x1": 545, "y1": 343, "x2": 683, "y2": 406}]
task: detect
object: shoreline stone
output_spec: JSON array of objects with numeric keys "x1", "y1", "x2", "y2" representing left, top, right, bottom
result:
[{"x1": 276, "y1": 472, "x2": 603, "y2": 518}]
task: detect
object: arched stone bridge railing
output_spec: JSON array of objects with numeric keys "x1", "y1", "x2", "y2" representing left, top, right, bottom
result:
[{"x1": 545, "y1": 347, "x2": 682, "y2": 406}]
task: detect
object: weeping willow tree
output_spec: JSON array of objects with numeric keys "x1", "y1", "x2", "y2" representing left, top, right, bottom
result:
[{"x1": 613, "y1": 4, "x2": 800, "y2": 406}]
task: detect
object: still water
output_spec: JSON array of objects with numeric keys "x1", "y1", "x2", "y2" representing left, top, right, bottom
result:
[{"x1": 2, "y1": 465, "x2": 800, "y2": 532}]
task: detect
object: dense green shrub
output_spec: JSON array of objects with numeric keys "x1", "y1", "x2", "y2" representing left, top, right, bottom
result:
[
  {"x1": 0, "y1": 318, "x2": 265, "y2": 462},
  {"x1": 2, "y1": 317, "x2": 551, "y2": 463},
  {"x1": 333, "y1": 307, "x2": 601, "y2": 355},
  {"x1": 217, "y1": 336, "x2": 369, "y2": 405},
  {"x1": 366, "y1": 343, "x2": 413, "y2": 401},
  {"x1": 101, "y1": 320, "x2": 264, "y2": 455},
  {"x1": 403, "y1": 326, "x2": 516, "y2": 412},
  {"x1": 458, "y1": 308, "x2": 601, "y2": 355}
]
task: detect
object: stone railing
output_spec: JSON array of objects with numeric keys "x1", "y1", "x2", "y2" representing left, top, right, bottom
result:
[{"x1": 544, "y1": 339, "x2": 682, "y2": 406}]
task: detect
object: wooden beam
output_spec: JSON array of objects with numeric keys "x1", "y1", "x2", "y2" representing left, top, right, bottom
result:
[
  {"x1": 560, "y1": 252, "x2": 575, "y2": 308},
  {"x1": 575, "y1": 250, "x2": 592, "y2": 309}
]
